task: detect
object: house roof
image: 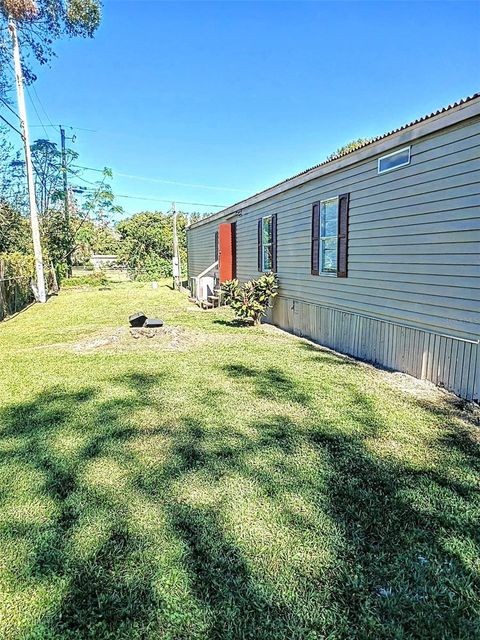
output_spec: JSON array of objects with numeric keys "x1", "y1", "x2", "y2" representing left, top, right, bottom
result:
[{"x1": 188, "y1": 92, "x2": 480, "y2": 229}]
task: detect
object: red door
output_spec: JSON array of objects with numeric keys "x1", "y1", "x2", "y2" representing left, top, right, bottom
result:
[{"x1": 218, "y1": 223, "x2": 236, "y2": 282}]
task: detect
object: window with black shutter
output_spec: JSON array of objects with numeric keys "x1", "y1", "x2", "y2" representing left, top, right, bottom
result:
[
  {"x1": 258, "y1": 214, "x2": 277, "y2": 272},
  {"x1": 214, "y1": 230, "x2": 219, "y2": 262},
  {"x1": 311, "y1": 202, "x2": 320, "y2": 275},
  {"x1": 231, "y1": 222, "x2": 237, "y2": 278},
  {"x1": 311, "y1": 194, "x2": 349, "y2": 277},
  {"x1": 337, "y1": 193, "x2": 349, "y2": 277},
  {"x1": 257, "y1": 219, "x2": 262, "y2": 271}
]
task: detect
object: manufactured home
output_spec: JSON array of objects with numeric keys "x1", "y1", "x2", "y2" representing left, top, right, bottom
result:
[{"x1": 187, "y1": 94, "x2": 480, "y2": 401}]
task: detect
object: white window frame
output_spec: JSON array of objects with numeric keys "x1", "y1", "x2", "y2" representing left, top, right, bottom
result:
[
  {"x1": 261, "y1": 215, "x2": 273, "y2": 272},
  {"x1": 319, "y1": 197, "x2": 338, "y2": 276},
  {"x1": 377, "y1": 146, "x2": 411, "y2": 174}
]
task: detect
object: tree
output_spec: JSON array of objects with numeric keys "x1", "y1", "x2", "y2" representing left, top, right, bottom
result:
[
  {"x1": 327, "y1": 138, "x2": 373, "y2": 161},
  {"x1": 0, "y1": 131, "x2": 30, "y2": 253},
  {"x1": 0, "y1": 129, "x2": 13, "y2": 187},
  {"x1": 7, "y1": 138, "x2": 79, "y2": 216},
  {"x1": 44, "y1": 174, "x2": 122, "y2": 275},
  {"x1": 0, "y1": 199, "x2": 30, "y2": 252},
  {"x1": 0, "y1": 128, "x2": 26, "y2": 211},
  {"x1": 116, "y1": 211, "x2": 188, "y2": 281},
  {"x1": 1, "y1": 138, "x2": 119, "y2": 272},
  {"x1": 0, "y1": 0, "x2": 101, "y2": 91},
  {"x1": 30, "y1": 138, "x2": 78, "y2": 215},
  {"x1": 79, "y1": 175, "x2": 123, "y2": 224},
  {"x1": 0, "y1": 133, "x2": 122, "y2": 278},
  {"x1": 73, "y1": 220, "x2": 119, "y2": 265}
]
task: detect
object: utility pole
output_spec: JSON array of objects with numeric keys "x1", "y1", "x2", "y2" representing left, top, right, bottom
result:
[
  {"x1": 172, "y1": 202, "x2": 181, "y2": 291},
  {"x1": 8, "y1": 17, "x2": 47, "y2": 303},
  {"x1": 60, "y1": 126, "x2": 72, "y2": 276}
]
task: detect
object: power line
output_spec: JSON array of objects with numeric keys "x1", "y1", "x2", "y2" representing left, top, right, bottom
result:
[
  {"x1": 0, "y1": 107, "x2": 60, "y2": 183},
  {"x1": 116, "y1": 171, "x2": 244, "y2": 193},
  {"x1": 25, "y1": 85, "x2": 50, "y2": 139},
  {"x1": 29, "y1": 123, "x2": 97, "y2": 132},
  {"x1": 2, "y1": 95, "x2": 234, "y2": 207},
  {"x1": 30, "y1": 83, "x2": 56, "y2": 129},
  {"x1": 91, "y1": 192, "x2": 227, "y2": 208},
  {"x1": 0, "y1": 112, "x2": 23, "y2": 138},
  {"x1": 2, "y1": 113, "x2": 228, "y2": 209},
  {"x1": 70, "y1": 164, "x2": 244, "y2": 193},
  {"x1": 0, "y1": 96, "x2": 20, "y2": 120},
  {"x1": 17, "y1": 115, "x2": 242, "y2": 194},
  {"x1": 2, "y1": 56, "x2": 51, "y2": 140},
  {"x1": 67, "y1": 170, "x2": 100, "y2": 187},
  {"x1": 70, "y1": 164, "x2": 104, "y2": 173},
  {"x1": 1, "y1": 60, "x2": 61, "y2": 220},
  {"x1": 66, "y1": 125, "x2": 97, "y2": 133}
]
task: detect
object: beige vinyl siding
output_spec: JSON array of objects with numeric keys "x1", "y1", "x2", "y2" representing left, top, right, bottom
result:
[
  {"x1": 187, "y1": 215, "x2": 228, "y2": 278},
  {"x1": 233, "y1": 115, "x2": 480, "y2": 343}
]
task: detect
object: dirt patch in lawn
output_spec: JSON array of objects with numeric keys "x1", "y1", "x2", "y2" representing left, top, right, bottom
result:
[
  {"x1": 27, "y1": 325, "x2": 223, "y2": 354},
  {"x1": 71, "y1": 325, "x2": 208, "y2": 353}
]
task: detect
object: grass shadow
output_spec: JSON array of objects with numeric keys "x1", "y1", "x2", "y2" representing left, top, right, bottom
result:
[
  {"x1": 0, "y1": 358, "x2": 479, "y2": 639},
  {"x1": 0, "y1": 378, "x2": 168, "y2": 638},
  {"x1": 222, "y1": 363, "x2": 311, "y2": 406},
  {"x1": 212, "y1": 318, "x2": 251, "y2": 328},
  {"x1": 167, "y1": 502, "x2": 301, "y2": 640}
]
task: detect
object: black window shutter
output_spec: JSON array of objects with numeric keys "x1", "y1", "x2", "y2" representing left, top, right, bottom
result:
[
  {"x1": 258, "y1": 219, "x2": 262, "y2": 271},
  {"x1": 214, "y1": 230, "x2": 219, "y2": 262},
  {"x1": 231, "y1": 222, "x2": 237, "y2": 279},
  {"x1": 337, "y1": 193, "x2": 350, "y2": 278},
  {"x1": 271, "y1": 214, "x2": 277, "y2": 272},
  {"x1": 311, "y1": 202, "x2": 320, "y2": 275}
]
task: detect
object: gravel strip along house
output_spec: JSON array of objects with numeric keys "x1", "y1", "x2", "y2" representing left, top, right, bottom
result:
[{"x1": 187, "y1": 94, "x2": 480, "y2": 401}]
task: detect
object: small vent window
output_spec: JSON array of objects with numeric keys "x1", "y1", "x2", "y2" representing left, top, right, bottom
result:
[{"x1": 378, "y1": 146, "x2": 411, "y2": 174}]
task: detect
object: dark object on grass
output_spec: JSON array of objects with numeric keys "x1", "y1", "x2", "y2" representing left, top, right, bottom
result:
[
  {"x1": 144, "y1": 318, "x2": 164, "y2": 328},
  {"x1": 129, "y1": 312, "x2": 147, "y2": 327},
  {"x1": 99, "y1": 287, "x2": 112, "y2": 291}
]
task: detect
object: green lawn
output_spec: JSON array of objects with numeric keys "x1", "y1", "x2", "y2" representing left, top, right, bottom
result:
[{"x1": 0, "y1": 282, "x2": 478, "y2": 640}]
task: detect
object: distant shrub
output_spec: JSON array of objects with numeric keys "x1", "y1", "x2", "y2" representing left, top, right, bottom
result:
[
  {"x1": 0, "y1": 251, "x2": 34, "y2": 276},
  {"x1": 116, "y1": 211, "x2": 187, "y2": 280},
  {"x1": 53, "y1": 261, "x2": 68, "y2": 286},
  {"x1": 0, "y1": 251, "x2": 58, "y2": 291},
  {"x1": 134, "y1": 256, "x2": 172, "y2": 281},
  {"x1": 62, "y1": 273, "x2": 109, "y2": 288},
  {"x1": 222, "y1": 272, "x2": 278, "y2": 325}
]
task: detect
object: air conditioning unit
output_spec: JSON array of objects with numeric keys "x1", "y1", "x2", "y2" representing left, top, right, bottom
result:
[{"x1": 198, "y1": 276, "x2": 215, "y2": 301}]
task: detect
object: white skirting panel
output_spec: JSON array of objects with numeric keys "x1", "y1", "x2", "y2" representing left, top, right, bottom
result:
[{"x1": 271, "y1": 296, "x2": 479, "y2": 401}]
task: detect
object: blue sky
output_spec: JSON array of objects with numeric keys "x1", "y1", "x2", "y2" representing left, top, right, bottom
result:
[{"x1": 6, "y1": 0, "x2": 480, "y2": 217}]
